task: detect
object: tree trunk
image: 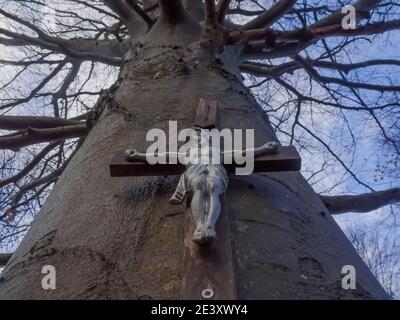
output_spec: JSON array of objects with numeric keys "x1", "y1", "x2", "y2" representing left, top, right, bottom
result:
[{"x1": 0, "y1": 46, "x2": 389, "y2": 299}]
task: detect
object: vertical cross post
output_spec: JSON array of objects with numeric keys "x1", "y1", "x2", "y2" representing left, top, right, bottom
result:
[
  {"x1": 181, "y1": 197, "x2": 237, "y2": 299},
  {"x1": 181, "y1": 99, "x2": 236, "y2": 299}
]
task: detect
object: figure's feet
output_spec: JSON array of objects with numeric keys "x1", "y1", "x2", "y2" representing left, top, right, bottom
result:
[
  {"x1": 192, "y1": 225, "x2": 205, "y2": 244},
  {"x1": 203, "y1": 226, "x2": 216, "y2": 242},
  {"x1": 192, "y1": 225, "x2": 216, "y2": 246}
]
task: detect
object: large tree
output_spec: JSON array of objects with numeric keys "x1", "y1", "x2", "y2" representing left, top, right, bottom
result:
[{"x1": 0, "y1": 0, "x2": 399, "y2": 299}]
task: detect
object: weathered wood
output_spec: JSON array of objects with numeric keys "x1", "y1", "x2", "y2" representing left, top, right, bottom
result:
[
  {"x1": 109, "y1": 146, "x2": 301, "y2": 177},
  {"x1": 194, "y1": 99, "x2": 219, "y2": 129},
  {"x1": 180, "y1": 197, "x2": 237, "y2": 300}
]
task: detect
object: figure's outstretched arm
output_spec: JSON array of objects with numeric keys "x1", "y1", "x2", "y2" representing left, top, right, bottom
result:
[
  {"x1": 125, "y1": 149, "x2": 186, "y2": 162},
  {"x1": 251, "y1": 141, "x2": 280, "y2": 158},
  {"x1": 222, "y1": 141, "x2": 280, "y2": 158}
]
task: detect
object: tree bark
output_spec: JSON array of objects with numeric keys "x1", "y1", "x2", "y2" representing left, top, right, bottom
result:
[
  {"x1": 0, "y1": 45, "x2": 389, "y2": 299},
  {"x1": 0, "y1": 254, "x2": 12, "y2": 267}
]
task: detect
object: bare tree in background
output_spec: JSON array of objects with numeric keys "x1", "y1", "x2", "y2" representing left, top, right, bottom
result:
[
  {"x1": 0, "y1": 0, "x2": 399, "y2": 299},
  {"x1": 346, "y1": 223, "x2": 400, "y2": 298}
]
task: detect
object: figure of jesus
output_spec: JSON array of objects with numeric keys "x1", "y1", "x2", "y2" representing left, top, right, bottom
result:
[{"x1": 125, "y1": 129, "x2": 279, "y2": 245}]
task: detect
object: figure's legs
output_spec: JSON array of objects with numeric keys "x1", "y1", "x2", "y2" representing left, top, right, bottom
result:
[
  {"x1": 204, "y1": 193, "x2": 221, "y2": 234},
  {"x1": 203, "y1": 180, "x2": 223, "y2": 241},
  {"x1": 189, "y1": 175, "x2": 208, "y2": 244}
]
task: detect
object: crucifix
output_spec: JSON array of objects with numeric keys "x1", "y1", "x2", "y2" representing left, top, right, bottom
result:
[{"x1": 110, "y1": 98, "x2": 301, "y2": 299}]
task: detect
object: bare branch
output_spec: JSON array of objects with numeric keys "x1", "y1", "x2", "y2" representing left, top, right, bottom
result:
[
  {"x1": 295, "y1": 117, "x2": 374, "y2": 191},
  {"x1": 1, "y1": 139, "x2": 83, "y2": 222},
  {"x1": 182, "y1": 0, "x2": 204, "y2": 21},
  {"x1": 0, "y1": 62, "x2": 66, "y2": 110},
  {"x1": 143, "y1": 1, "x2": 159, "y2": 12},
  {"x1": 257, "y1": 75, "x2": 398, "y2": 112},
  {"x1": 0, "y1": 6, "x2": 125, "y2": 62},
  {"x1": 52, "y1": 62, "x2": 82, "y2": 117},
  {"x1": 0, "y1": 141, "x2": 61, "y2": 188},
  {"x1": 243, "y1": 0, "x2": 297, "y2": 30},
  {"x1": 306, "y1": 59, "x2": 400, "y2": 73},
  {"x1": 0, "y1": 125, "x2": 89, "y2": 151},
  {"x1": 0, "y1": 27, "x2": 123, "y2": 65},
  {"x1": 241, "y1": 59, "x2": 400, "y2": 77},
  {"x1": 159, "y1": 0, "x2": 186, "y2": 22},
  {"x1": 204, "y1": 0, "x2": 217, "y2": 28},
  {"x1": 293, "y1": 55, "x2": 400, "y2": 92},
  {"x1": 321, "y1": 188, "x2": 400, "y2": 214},
  {"x1": 1, "y1": 169, "x2": 62, "y2": 222},
  {"x1": 240, "y1": 61, "x2": 298, "y2": 78},
  {"x1": 70, "y1": 0, "x2": 120, "y2": 20},
  {"x1": 231, "y1": 19, "x2": 400, "y2": 46},
  {"x1": 237, "y1": 0, "x2": 394, "y2": 61},
  {"x1": 102, "y1": 0, "x2": 132, "y2": 21},
  {"x1": 126, "y1": 0, "x2": 154, "y2": 27},
  {"x1": 0, "y1": 11, "x2": 123, "y2": 66},
  {"x1": 0, "y1": 58, "x2": 64, "y2": 66},
  {"x1": 0, "y1": 116, "x2": 84, "y2": 131},
  {"x1": 313, "y1": 0, "x2": 379, "y2": 28},
  {"x1": 310, "y1": 19, "x2": 400, "y2": 39},
  {"x1": 217, "y1": 0, "x2": 232, "y2": 23}
]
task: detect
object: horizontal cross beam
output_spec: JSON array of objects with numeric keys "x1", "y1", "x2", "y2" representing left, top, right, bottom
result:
[{"x1": 109, "y1": 146, "x2": 301, "y2": 177}]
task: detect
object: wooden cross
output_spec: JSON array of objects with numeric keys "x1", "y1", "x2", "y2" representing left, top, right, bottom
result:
[{"x1": 110, "y1": 99, "x2": 301, "y2": 300}]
